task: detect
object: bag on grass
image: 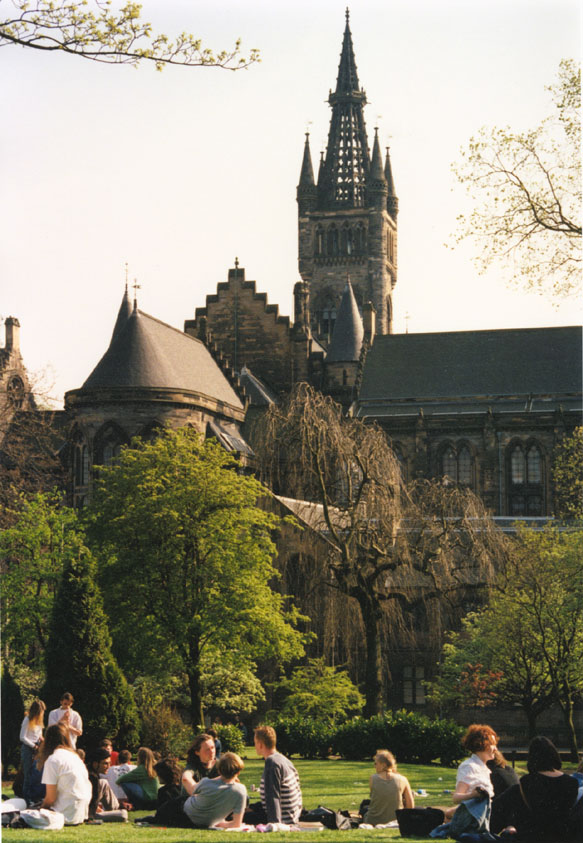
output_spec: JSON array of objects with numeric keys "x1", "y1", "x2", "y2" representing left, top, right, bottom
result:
[
  {"x1": 396, "y1": 806, "x2": 445, "y2": 837},
  {"x1": 301, "y1": 805, "x2": 351, "y2": 830}
]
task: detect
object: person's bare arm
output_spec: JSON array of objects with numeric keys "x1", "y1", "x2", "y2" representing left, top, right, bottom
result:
[
  {"x1": 216, "y1": 811, "x2": 244, "y2": 829},
  {"x1": 452, "y1": 781, "x2": 482, "y2": 804},
  {"x1": 41, "y1": 784, "x2": 57, "y2": 809},
  {"x1": 403, "y1": 780, "x2": 415, "y2": 809},
  {"x1": 181, "y1": 770, "x2": 200, "y2": 796}
]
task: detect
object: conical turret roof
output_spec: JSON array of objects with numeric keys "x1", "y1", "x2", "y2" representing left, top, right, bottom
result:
[
  {"x1": 327, "y1": 280, "x2": 364, "y2": 362},
  {"x1": 370, "y1": 128, "x2": 387, "y2": 185},
  {"x1": 335, "y1": 9, "x2": 360, "y2": 94},
  {"x1": 298, "y1": 133, "x2": 315, "y2": 187},
  {"x1": 81, "y1": 307, "x2": 243, "y2": 408},
  {"x1": 110, "y1": 285, "x2": 132, "y2": 343}
]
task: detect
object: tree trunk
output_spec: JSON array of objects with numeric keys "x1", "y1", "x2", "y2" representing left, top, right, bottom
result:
[
  {"x1": 559, "y1": 694, "x2": 579, "y2": 762},
  {"x1": 357, "y1": 593, "x2": 384, "y2": 717},
  {"x1": 188, "y1": 640, "x2": 204, "y2": 728},
  {"x1": 523, "y1": 705, "x2": 539, "y2": 739}
]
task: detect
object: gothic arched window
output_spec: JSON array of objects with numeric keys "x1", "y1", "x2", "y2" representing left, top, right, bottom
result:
[
  {"x1": 507, "y1": 442, "x2": 544, "y2": 516},
  {"x1": 316, "y1": 226, "x2": 325, "y2": 256},
  {"x1": 7, "y1": 376, "x2": 25, "y2": 408},
  {"x1": 440, "y1": 442, "x2": 473, "y2": 488},
  {"x1": 95, "y1": 422, "x2": 127, "y2": 466}
]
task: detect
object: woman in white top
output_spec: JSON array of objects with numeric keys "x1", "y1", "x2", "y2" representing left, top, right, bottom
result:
[
  {"x1": 37, "y1": 722, "x2": 92, "y2": 825},
  {"x1": 443, "y1": 723, "x2": 498, "y2": 822},
  {"x1": 20, "y1": 699, "x2": 45, "y2": 804}
]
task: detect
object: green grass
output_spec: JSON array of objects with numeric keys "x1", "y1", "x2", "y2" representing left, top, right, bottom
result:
[{"x1": 2, "y1": 754, "x2": 532, "y2": 843}]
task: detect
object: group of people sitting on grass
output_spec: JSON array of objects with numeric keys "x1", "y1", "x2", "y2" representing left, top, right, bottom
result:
[{"x1": 15, "y1": 697, "x2": 583, "y2": 839}]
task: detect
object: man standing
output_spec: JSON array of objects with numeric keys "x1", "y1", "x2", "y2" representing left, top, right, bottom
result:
[
  {"x1": 254, "y1": 725, "x2": 302, "y2": 825},
  {"x1": 47, "y1": 693, "x2": 82, "y2": 748}
]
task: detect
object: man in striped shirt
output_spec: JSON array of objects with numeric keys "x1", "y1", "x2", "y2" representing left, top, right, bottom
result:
[{"x1": 254, "y1": 726, "x2": 302, "y2": 825}]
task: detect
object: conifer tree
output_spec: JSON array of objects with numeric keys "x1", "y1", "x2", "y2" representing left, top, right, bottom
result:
[
  {"x1": 43, "y1": 547, "x2": 140, "y2": 750},
  {"x1": 1, "y1": 663, "x2": 24, "y2": 769}
]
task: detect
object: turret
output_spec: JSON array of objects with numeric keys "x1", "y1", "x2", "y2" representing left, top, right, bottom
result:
[
  {"x1": 367, "y1": 128, "x2": 388, "y2": 209},
  {"x1": 385, "y1": 147, "x2": 399, "y2": 219},
  {"x1": 297, "y1": 133, "x2": 317, "y2": 214}
]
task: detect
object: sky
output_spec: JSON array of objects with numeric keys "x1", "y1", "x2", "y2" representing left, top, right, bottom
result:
[{"x1": 1, "y1": 0, "x2": 581, "y2": 406}]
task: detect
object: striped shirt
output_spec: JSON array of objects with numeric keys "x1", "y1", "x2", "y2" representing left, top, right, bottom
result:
[{"x1": 260, "y1": 752, "x2": 302, "y2": 825}]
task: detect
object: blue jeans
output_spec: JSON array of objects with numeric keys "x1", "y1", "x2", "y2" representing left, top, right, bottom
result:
[
  {"x1": 20, "y1": 744, "x2": 35, "y2": 804},
  {"x1": 120, "y1": 781, "x2": 156, "y2": 810}
]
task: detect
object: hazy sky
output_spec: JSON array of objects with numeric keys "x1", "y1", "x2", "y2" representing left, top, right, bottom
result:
[{"x1": 1, "y1": 0, "x2": 580, "y2": 405}]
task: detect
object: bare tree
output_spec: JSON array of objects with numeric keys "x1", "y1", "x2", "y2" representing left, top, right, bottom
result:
[{"x1": 253, "y1": 384, "x2": 508, "y2": 715}]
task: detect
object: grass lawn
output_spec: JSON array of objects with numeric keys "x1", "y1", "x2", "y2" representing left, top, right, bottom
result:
[{"x1": 2, "y1": 753, "x2": 530, "y2": 843}]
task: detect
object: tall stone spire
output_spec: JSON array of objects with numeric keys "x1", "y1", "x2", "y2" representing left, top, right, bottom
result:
[
  {"x1": 297, "y1": 133, "x2": 317, "y2": 214},
  {"x1": 385, "y1": 146, "x2": 399, "y2": 218},
  {"x1": 318, "y1": 8, "x2": 370, "y2": 208}
]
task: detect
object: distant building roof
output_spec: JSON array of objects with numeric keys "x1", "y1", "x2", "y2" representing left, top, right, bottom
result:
[
  {"x1": 81, "y1": 306, "x2": 243, "y2": 410},
  {"x1": 357, "y1": 326, "x2": 582, "y2": 417},
  {"x1": 239, "y1": 365, "x2": 278, "y2": 406}
]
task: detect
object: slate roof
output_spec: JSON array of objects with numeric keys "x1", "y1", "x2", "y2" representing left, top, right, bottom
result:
[
  {"x1": 81, "y1": 306, "x2": 243, "y2": 409},
  {"x1": 327, "y1": 281, "x2": 364, "y2": 363},
  {"x1": 239, "y1": 365, "x2": 278, "y2": 406},
  {"x1": 357, "y1": 326, "x2": 582, "y2": 417}
]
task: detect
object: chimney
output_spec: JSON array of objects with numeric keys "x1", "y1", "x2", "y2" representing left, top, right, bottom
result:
[
  {"x1": 5, "y1": 316, "x2": 20, "y2": 352},
  {"x1": 363, "y1": 302, "x2": 376, "y2": 345}
]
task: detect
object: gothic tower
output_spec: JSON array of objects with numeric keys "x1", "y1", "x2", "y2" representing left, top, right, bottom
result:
[{"x1": 297, "y1": 9, "x2": 398, "y2": 341}]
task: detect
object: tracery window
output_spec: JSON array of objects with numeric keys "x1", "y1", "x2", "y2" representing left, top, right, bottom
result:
[
  {"x1": 403, "y1": 666, "x2": 425, "y2": 705},
  {"x1": 507, "y1": 442, "x2": 544, "y2": 516},
  {"x1": 440, "y1": 442, "x2": 473, "y2": 487},
  {"x1": 7, "y1": 376, "x2": 25, "y2": 408}
]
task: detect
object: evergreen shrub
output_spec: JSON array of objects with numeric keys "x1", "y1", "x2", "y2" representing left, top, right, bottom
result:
[
  {"x1": 141, "y1": 704, "x2": 191, "y2": 757},
  {"x1": 214, "y1": 723, "x2": 245, "y2": 755}
]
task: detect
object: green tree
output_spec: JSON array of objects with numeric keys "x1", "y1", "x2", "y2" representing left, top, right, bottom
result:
[
  {"x1": 552, "y1": 426, "x2": 583, "y2": 521},
  {"x1": 0, "y1": 492, "x2": 77, "y2": 672},
  {"x1": 273, "y1": 657, "x2": 364, "y2": 722},
  {"x1": 0, "y1": 0, "x2": 259, "y2": 70},
  {"x1": 1, "y1": 662, "x2": 24, "y2": 770},
  {"x1": 426, "y1": 611, "x2": 553, "y2": 737},
  {"x1": 428, "y1": 527, "x2": 583, "y2": 756},
  {"x1": 87, "y1": 428, "x2": 305, "y2": 725},
  {"x1": 42, "y1": 544, "x2": 140, "y2": 750},
  {"x1": 254, "y1": 384, "x2": 507, "y2": 717},
  {"x1": 454, "y1": 60, "x2": 581, "y2": 298}
]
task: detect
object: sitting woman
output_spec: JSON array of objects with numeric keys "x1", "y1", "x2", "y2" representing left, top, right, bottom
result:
[
  {"x1": 488, "y1": 749, "x2": 520, "y2": 797},
  {"x1": 491, "y1": 736, "x2": 578, "y2": 842},
  {"x1": 116, "y1": 747, "x2": 159, "y2": 809},
  {"x1": 452, "y1": 724, "x2": 497, "y2": 809},
  {"x1": 37, "y1": 722, "x2": 92, "y2": 825},
  {"x1": 362, "y1": 750, "x2": 415, "y2": 825},
  {"x1": 182, "y1": 751, "x2": 247, "y2": 829}
]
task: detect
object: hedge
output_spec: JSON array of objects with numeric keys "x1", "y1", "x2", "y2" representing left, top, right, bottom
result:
[{"x1": 269, "y1": 711, "x2": 464, "y2": 766}]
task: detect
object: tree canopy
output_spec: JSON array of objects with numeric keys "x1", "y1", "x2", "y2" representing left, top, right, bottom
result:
[
  {"x1": 273, "y1": 657, "x2": 364, "y2": 722},
  {"x1": 0, "y1": 1, "x2": 259, "y2": 70},
  {"x1": 428, "y1": 526, "x2": 583, "y2": 758},
  {"x1": 453, "y1": 60, "x2": 581, "y2": 298},
  {"x1": 254, "y1": 383, "x2": 507, "y2": 716},
  {"x1": 552, "y1": 426, "x2": 583, "y2": 522},
  {"x1": 87, "y1": 428, "x2": 305, "y2": 725}
]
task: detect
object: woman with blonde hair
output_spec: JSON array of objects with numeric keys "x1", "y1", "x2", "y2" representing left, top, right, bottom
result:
[
  {"x1": 19, "y1": 699, "x2": 46, "y2": 804},
  {"x1": 37, "y1": 722, "x2": 92, "y2": 825},
  {"x1": 362, "y1": 749, "x2": 415, "y2": 825},
  {"x1": 116, "y1": 747, "x2": 159, "y2": 809}
]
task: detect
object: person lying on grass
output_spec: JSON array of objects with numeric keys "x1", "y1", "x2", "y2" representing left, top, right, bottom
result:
[{"x1": 181, "y1": 751, "x2": 247, "y2": 829}]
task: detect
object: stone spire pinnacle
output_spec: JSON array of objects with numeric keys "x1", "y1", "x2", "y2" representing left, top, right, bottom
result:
[
  {"x1": 385, "y1": 146, "x2": 399, "y2": 218},
  {"x1": 110, "y1": 282, "x2": 132, "y2": 343},
  {"x1": 298, "y1": 132, "x2": 315, "y2": 186},
  {"x1": 318, "y1": 10, "x2": 370, "y2": 208}
]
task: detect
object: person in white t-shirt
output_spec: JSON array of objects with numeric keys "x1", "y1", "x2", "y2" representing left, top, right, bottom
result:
[
  {"x1": 38, "y1": 722, "x2": 92, "y2": 825},
  {"x1": 105, "y1": 749, "x2": 136, "y2": 800},
  {"x1": 47, "y1": 692, "x2": 83, "y2": 748}
]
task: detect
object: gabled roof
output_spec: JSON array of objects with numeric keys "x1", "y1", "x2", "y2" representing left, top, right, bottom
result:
[
  {"x1": 81, "y1": 305, "x2": 243, "y2": 409},
  {"x1": 239, "y1": 365, "x2": 278, "y2": 406},
  {"x1": 327, "y1": 281, "x2": 364, "y2": 363},
  {"x1": 358, "y1": 326, "x2": 582, "y2": 413}
]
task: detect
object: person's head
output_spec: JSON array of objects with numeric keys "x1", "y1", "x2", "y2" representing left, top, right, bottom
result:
[
  {"x1": 527, "y1": 736, "x2": 562, "y2": 774},
  {"x1": 207, "y1": 729, "x2": 217, "y2": 739},
  {"x1": 100, "y1": 739, "x2": 113, "y2": 751},
  {"x1": 154, "y1": 757, "x2": 182, "y2": 787},
  {"x1": 217, "y1": 752, "x2": 244, "y2": 782},
  {"x1": 77, "y1": 748, "x2": 86, "y2": 761},
  {"x1": 37, "y1": 722, "x2": 74, "y2": 767},
  {"x1": 28, "y1": 699, "x2": 46, "y2": 727},
  {"x1": 187, "y1": 734, "x2": 216, "y2": 769},
  {"x1": 137, "y1": 746, "x2": 156, "y2": 778},
  {"x1": 462, "y1": 724, "x2": 498, "y2": 761},
  {"x1": 374, "y1": 750, "x2": 396, "y2": 773},
  {"x1": 118, "y1": 749, "x2": 132, "y2": 764},
  {"x1": 254, "y1": 725, "x2": 277, "y2": 757},
  {"x1": 87, "y1": 748, "x2": 111, "y2": 775},
  {"x1": 59, "y1": 692, "x2": 74, "y2": 709}
]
